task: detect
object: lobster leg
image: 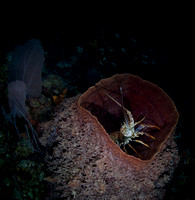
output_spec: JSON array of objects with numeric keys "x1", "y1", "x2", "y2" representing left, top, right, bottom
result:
[
  {"x1": 139, "y1": 131, "x2": 156, "y2": 140},
  {"x1": 127, "y1": 144, "x2": 143, "y2": 158},
  {"x1": 134, "y1": 139, "x2": 150, "y2": 148},
  {"x1": 122, "y1": 145, "x2": 128, "y2": 154},
  {"x1": 141, "y1": 123, "x2": 160, "y2": 130}
]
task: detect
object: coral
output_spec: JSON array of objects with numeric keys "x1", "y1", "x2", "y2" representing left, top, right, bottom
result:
[
  {"x1": 39, "y1": 74, "x2": 179, "y2": 200},
  {"x1": 42, "y1": 74, "x2": 66, "y2": 97},
  {"x1": 0, "y1": 112, "x2": 45, "y2": 200},
  {"x1": 42, "y1": 74, "x2": 78, "y2": 98},
  {"x1": 8, "y1": 80, "x2": 28, "y2": 117},
  {"x1": 8, "y1": 39, "x2": 44, "y2": 118},
  {"x1": 9, "y1": 39, "x2": 44, "y2": 97},
  {"x1": 27, "y1": 94, "x2": 52, "y2": 122}
]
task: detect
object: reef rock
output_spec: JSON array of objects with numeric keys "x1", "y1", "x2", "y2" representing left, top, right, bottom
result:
[{"x1": 40, "y1": 74, "x2": 179, "y2": 200}]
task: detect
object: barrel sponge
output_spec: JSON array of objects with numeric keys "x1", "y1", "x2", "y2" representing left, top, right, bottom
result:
[{"x1": 39, "y1": 74, "x2": 179, "y2": 200}]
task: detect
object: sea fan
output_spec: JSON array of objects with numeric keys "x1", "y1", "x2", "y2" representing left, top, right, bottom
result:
[
  {"x1": 8, "y1": 39, "x2": 44, "y2": 117},
  {"x1": 8, "y1": 80, "x2": 28, "y2": 117},
  {"x1": 9, "y1": 39, "x2": 45, "y2": 97}
]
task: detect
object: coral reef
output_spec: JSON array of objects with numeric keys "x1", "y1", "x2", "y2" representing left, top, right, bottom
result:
[
  {"x1": 0, "y1": 111, "x2": 45, "y2": 200},
  {"x1": 27, "y1": 94, "x2": 52, "y2": 122},
  {"x1": 39, "y1": 74, "x2": 179, "y2": 199}
]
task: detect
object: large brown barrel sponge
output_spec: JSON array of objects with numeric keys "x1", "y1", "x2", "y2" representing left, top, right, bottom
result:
[{"x1": 40, "y1": 74, "x2": 179, "y2": 200}]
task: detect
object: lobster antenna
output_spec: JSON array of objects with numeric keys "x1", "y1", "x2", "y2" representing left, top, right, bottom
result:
[
  {"x1": 119, "y1": 87, "x2": 130, "y2": 124},
  {"x1": 120, "y1": 87, "x2": 124, "y2": 109}
]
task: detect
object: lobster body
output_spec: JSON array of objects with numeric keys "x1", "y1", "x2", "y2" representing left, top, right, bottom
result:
[{"x1": 99, "y1": 86, "x2": 160, "y2": 157}]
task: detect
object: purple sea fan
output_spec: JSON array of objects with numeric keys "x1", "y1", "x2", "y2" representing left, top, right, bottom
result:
[
  {"x1": 9, "y1": 39, "x2": 45, "y2": 97},
  {"x1": 8, "y1": 80, "x2": 28, "y2": 117},
  {"x1": 8, "y1": 39, "x2": 44, "y2": 117}
]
